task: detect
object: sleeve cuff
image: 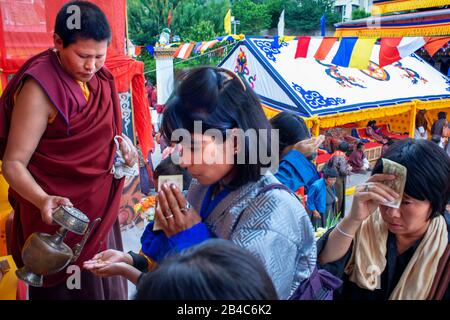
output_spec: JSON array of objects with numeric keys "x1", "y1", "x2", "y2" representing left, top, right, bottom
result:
[{"x1": 168, "y1": 222, "x2": 213, "y2": 252}]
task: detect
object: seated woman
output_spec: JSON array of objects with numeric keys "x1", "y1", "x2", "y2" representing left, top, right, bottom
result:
[
  {"x1": 270, "y1": 111, "x2": 322, "y2": 194},
  {"x1": 135, "y1": 239, "x2": 278, "y2": 300},
  {"x1": 348, "y1": 142, "x2": 370, "y2": 173},
  {"x1": 84, "y1": 67, "x2": 316, "y2": 299},
  {"x1": 318, "y1": 139, "x2": 450, "y2": 300},
  {"x1": 366, "y1": 120, "x2": 388, "y2": 144}
]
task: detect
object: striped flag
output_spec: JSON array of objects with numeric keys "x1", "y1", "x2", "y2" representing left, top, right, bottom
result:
[
  {"x1": 314, "y1": 37, "x2": 337, "y2": 60},
  {"x1": 173, "y1": 43, "x2": 195, "y2": 60},
  {"x1": 348, "y1": 38, "x2": 377, "y2": 69},
  {"x1": 332, "y1": 37, "x2": 358, "y2": 67},
  {"x1": 379, "y1": 37, "x2": 426, "y2": 67},
  {"x1": 197, "y1": 40, "x2": 219, "y2": 53}
]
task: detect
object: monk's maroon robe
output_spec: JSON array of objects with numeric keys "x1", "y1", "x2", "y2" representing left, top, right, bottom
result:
[{"x1": 0, "y1": 49, "x2": 126, "y2": 290}]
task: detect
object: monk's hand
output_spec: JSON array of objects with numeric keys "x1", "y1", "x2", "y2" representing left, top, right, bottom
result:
[
  {"x1": 155, "y1": 183, "x2": 201, "y2": 238},
  {"x1": 119, "y1": 134, "x2": 138, "y2": 167},
  {"x1": 294, "y1": 135, "x2": 325, "y2": 157},
  {"x1": 349, "y1": 174, "x2": 399, "y2": 223},
  {"x1": 38, "y1": 195, "x2": 73, "y2": 225}
]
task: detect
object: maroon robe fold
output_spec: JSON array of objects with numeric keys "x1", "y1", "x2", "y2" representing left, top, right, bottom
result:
[{"x1": 0, "y1": 49, "x2": 125, "y2": 287}]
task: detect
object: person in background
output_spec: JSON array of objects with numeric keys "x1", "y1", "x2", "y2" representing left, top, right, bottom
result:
[
  {"x1": 348, "y1": 142, "x2": 370, "y2": 173},
  {"x1": 326, "y1": 142, "x2": 352, "y2": 216},
  {"x1": 431, "y1": 112, "x2": 448, "y2": 148},
  {"x1": 270, "y1": 111, "x2": 323, "y2": 195},
  {"x1": 366, "y1": 120, "x2": 388, "y2": 144},
  {"x1": 307, "y1": 168, "x2": 338, "y2": 229},
  {"x1": 414, "y1": 109, "x2": 428, "y2": 140},
  {"x1": 318, "y1": 139, "x2": 450, "y2": 300},
  {"x1": 134, "y1": 239, "x2": 278, "y2": 300}
]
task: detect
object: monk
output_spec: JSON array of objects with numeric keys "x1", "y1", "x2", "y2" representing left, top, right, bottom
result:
[{"x1": 0, "y1": 1, "x2": 137, "y2": 299}]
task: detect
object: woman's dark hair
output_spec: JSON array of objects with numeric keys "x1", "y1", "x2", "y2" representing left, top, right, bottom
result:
[
  {"x1": 356, "y1": 142, "x2": 364, "y2": 150},
  {"x1": 372, "y1": 139, "x2": 450, "y2": 219},
  {"x1": 438, "y1": 112, "x2": 447, "y2": 120},
  {"x1": 55, "y1": 1, "x2": 111, "y2": 47},
  {"x1": 154, "y1": 156, "x2": 192, "y2": 190},
  {"x1": 134, "y1": 239, "x2": 278, "y2": 300},
  {"x1": 367, "y1": 120, "x2": 376, "y2": 127},
  {"x1": 161, "y1": 67, "x2": 272, "y2": 189},
  {"x1": 338, "y1": 141, "x2": 349, "y2": 152},
  {"x1": 323, "y1": 168, "x2": 338, "y2": 178},
  {"x1": 269, "y1": 111, "x2": 310, "y2": 157}
]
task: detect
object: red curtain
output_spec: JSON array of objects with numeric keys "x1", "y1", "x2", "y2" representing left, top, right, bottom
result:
[{"x1": 106, "y1": 54, "x2": 155, "y2": 160}]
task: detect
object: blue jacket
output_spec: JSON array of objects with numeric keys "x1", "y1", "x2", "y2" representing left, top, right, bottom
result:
[
  {"x1": 307, "y1": 178, "x2": 335, "y2": 214},
  {"x1": 275, "y1": 150, "x2": 320, "y2": 193}
]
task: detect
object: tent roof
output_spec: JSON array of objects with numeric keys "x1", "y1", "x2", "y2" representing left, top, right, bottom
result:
[{"x1": 218, "y1": 36, "x2": 450, "y2": 117}]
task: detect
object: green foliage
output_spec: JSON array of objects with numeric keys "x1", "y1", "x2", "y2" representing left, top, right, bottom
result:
[
  {"x1": 351, "y1": 8, "x2": 371, "y2": 21},
  {"x1": 231, "y1": 0, "x2": 271, "y2": 35},
  {"x1": 285, "y1": 0, "x2": 339, "y2": 33}
]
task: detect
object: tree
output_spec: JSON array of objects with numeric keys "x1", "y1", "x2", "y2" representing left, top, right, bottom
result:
[
  {"x1": 352, "y1": 8, "x2": 371, "y2": 20},
  {"x1": 284, "y1": 0, "x2": 339, "y2": 33},
  {"x1": 231, "y1": 0, "x2": 271, "y2": 35}
]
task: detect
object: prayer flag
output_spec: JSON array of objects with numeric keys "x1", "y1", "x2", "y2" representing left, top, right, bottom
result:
[
  {"x1": 332, "y1": 37, "x2": 358, "y2": 67},
  {"x1": 224, "y1": 9, "x2": 232, "y2": 35},
  {"x1": 349, "y1": 38, "x2": 377, "y2": 69}
]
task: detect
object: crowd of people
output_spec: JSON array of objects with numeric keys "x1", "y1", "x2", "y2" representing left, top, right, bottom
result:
[{"x1": 0, "y1": 1, "x2": 449, "y2": 301}]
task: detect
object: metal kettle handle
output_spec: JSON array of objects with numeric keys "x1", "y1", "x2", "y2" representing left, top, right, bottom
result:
[{"x1": 71, "y1": 218, "x2": 101, "y2": 262}]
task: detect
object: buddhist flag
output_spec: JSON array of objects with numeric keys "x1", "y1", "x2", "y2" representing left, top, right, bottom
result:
[
  {"x1": 424, "y1": 37, "x2": 450, "y2": 57},
  {"x1": 295, "y1": 37, "x2": 311, "y2": 58},
  {"x1": 278, "y1": 10, "x2": 285, "y2": 37},
  {"x1": 332, "y1": 37, "x2": 358, "y2": 67},
  {"x1": 173, "y1": 43, "x2": 195, "y2": 60},
  {"x1": 314, "y1": 37, "x2": 337, "y2": 60},
  {"x1": 167, "y1": 9, "x2": 173, "y2": 28},
  {"x1": 198, "y1": 40, "x2": 219, "y2": 53},
  {"x1": 224, "y1": 9, "x2": 232, "y2": 35},
  {"x1": 348, "y1": 38, "x2": 377, "y2": 69},
  {"x1": 379, "y1": 37, "x2": 426, "y2": 67}
]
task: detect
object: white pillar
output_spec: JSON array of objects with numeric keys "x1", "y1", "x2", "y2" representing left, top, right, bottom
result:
[
  {"x1": 153, "y1": 47, "x2": 177, "y2": 131},
  {"x1": 154, "y1": 47, "x2": 177, "y2": 105}
]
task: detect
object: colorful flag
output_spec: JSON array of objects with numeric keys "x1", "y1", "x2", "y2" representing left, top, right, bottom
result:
[
  {"x1": 295, "y1": 37, "x2": 311, "y2": 59},
  {"x1": 193, "y1": 42, "x2": 203, "y2": 53},
  {"x1": 424, "y1": 37, "x2": 450, "y2": 57},
  {"x1": 173, "y1": 43, "x2": 195, "y2": 60},
  {"x1": 349, "y1": 38, "x2": 377, "y2": 69},
  {"x1": 314, "y1": 37, "x2": 337, "y2": 60},
  {"x1": 332, "y1": 37, "x2": 358, "y2": 67},
  {"x1": 167, "y1": 9, "x2": 173, "y2": 28},
  {"x1": 196, "y1": 40, "x2": 219, "y2": 53},
  {"x1": 379, "y1": 37, "x2": 426, "y2": 67},
  {"x1": 278, "y1": 9, "x2": 285, "y2": 37},
  {"x1": 224, "y1": 9, "x2": 232, "y2": 35},
  {"x1": 320, "y1": 15, "x2": 326, "y2": 37},
  {"x1": 146, "y1": 45, "x2": 154, "y2": 57}
]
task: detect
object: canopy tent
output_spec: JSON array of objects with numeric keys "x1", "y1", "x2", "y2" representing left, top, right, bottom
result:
[
  {"x1": 0, "y1": 0, "x2": 153, "y2": 158},
  {"x1": 371, "y1": 0, "x2": 450, "y2": 15},
  {"x1": 334, "y1": 8, "x2": 450, "y2": 37},
  {"x1": 218, "y1": 37, "x2": 450, "y2": 136}
]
